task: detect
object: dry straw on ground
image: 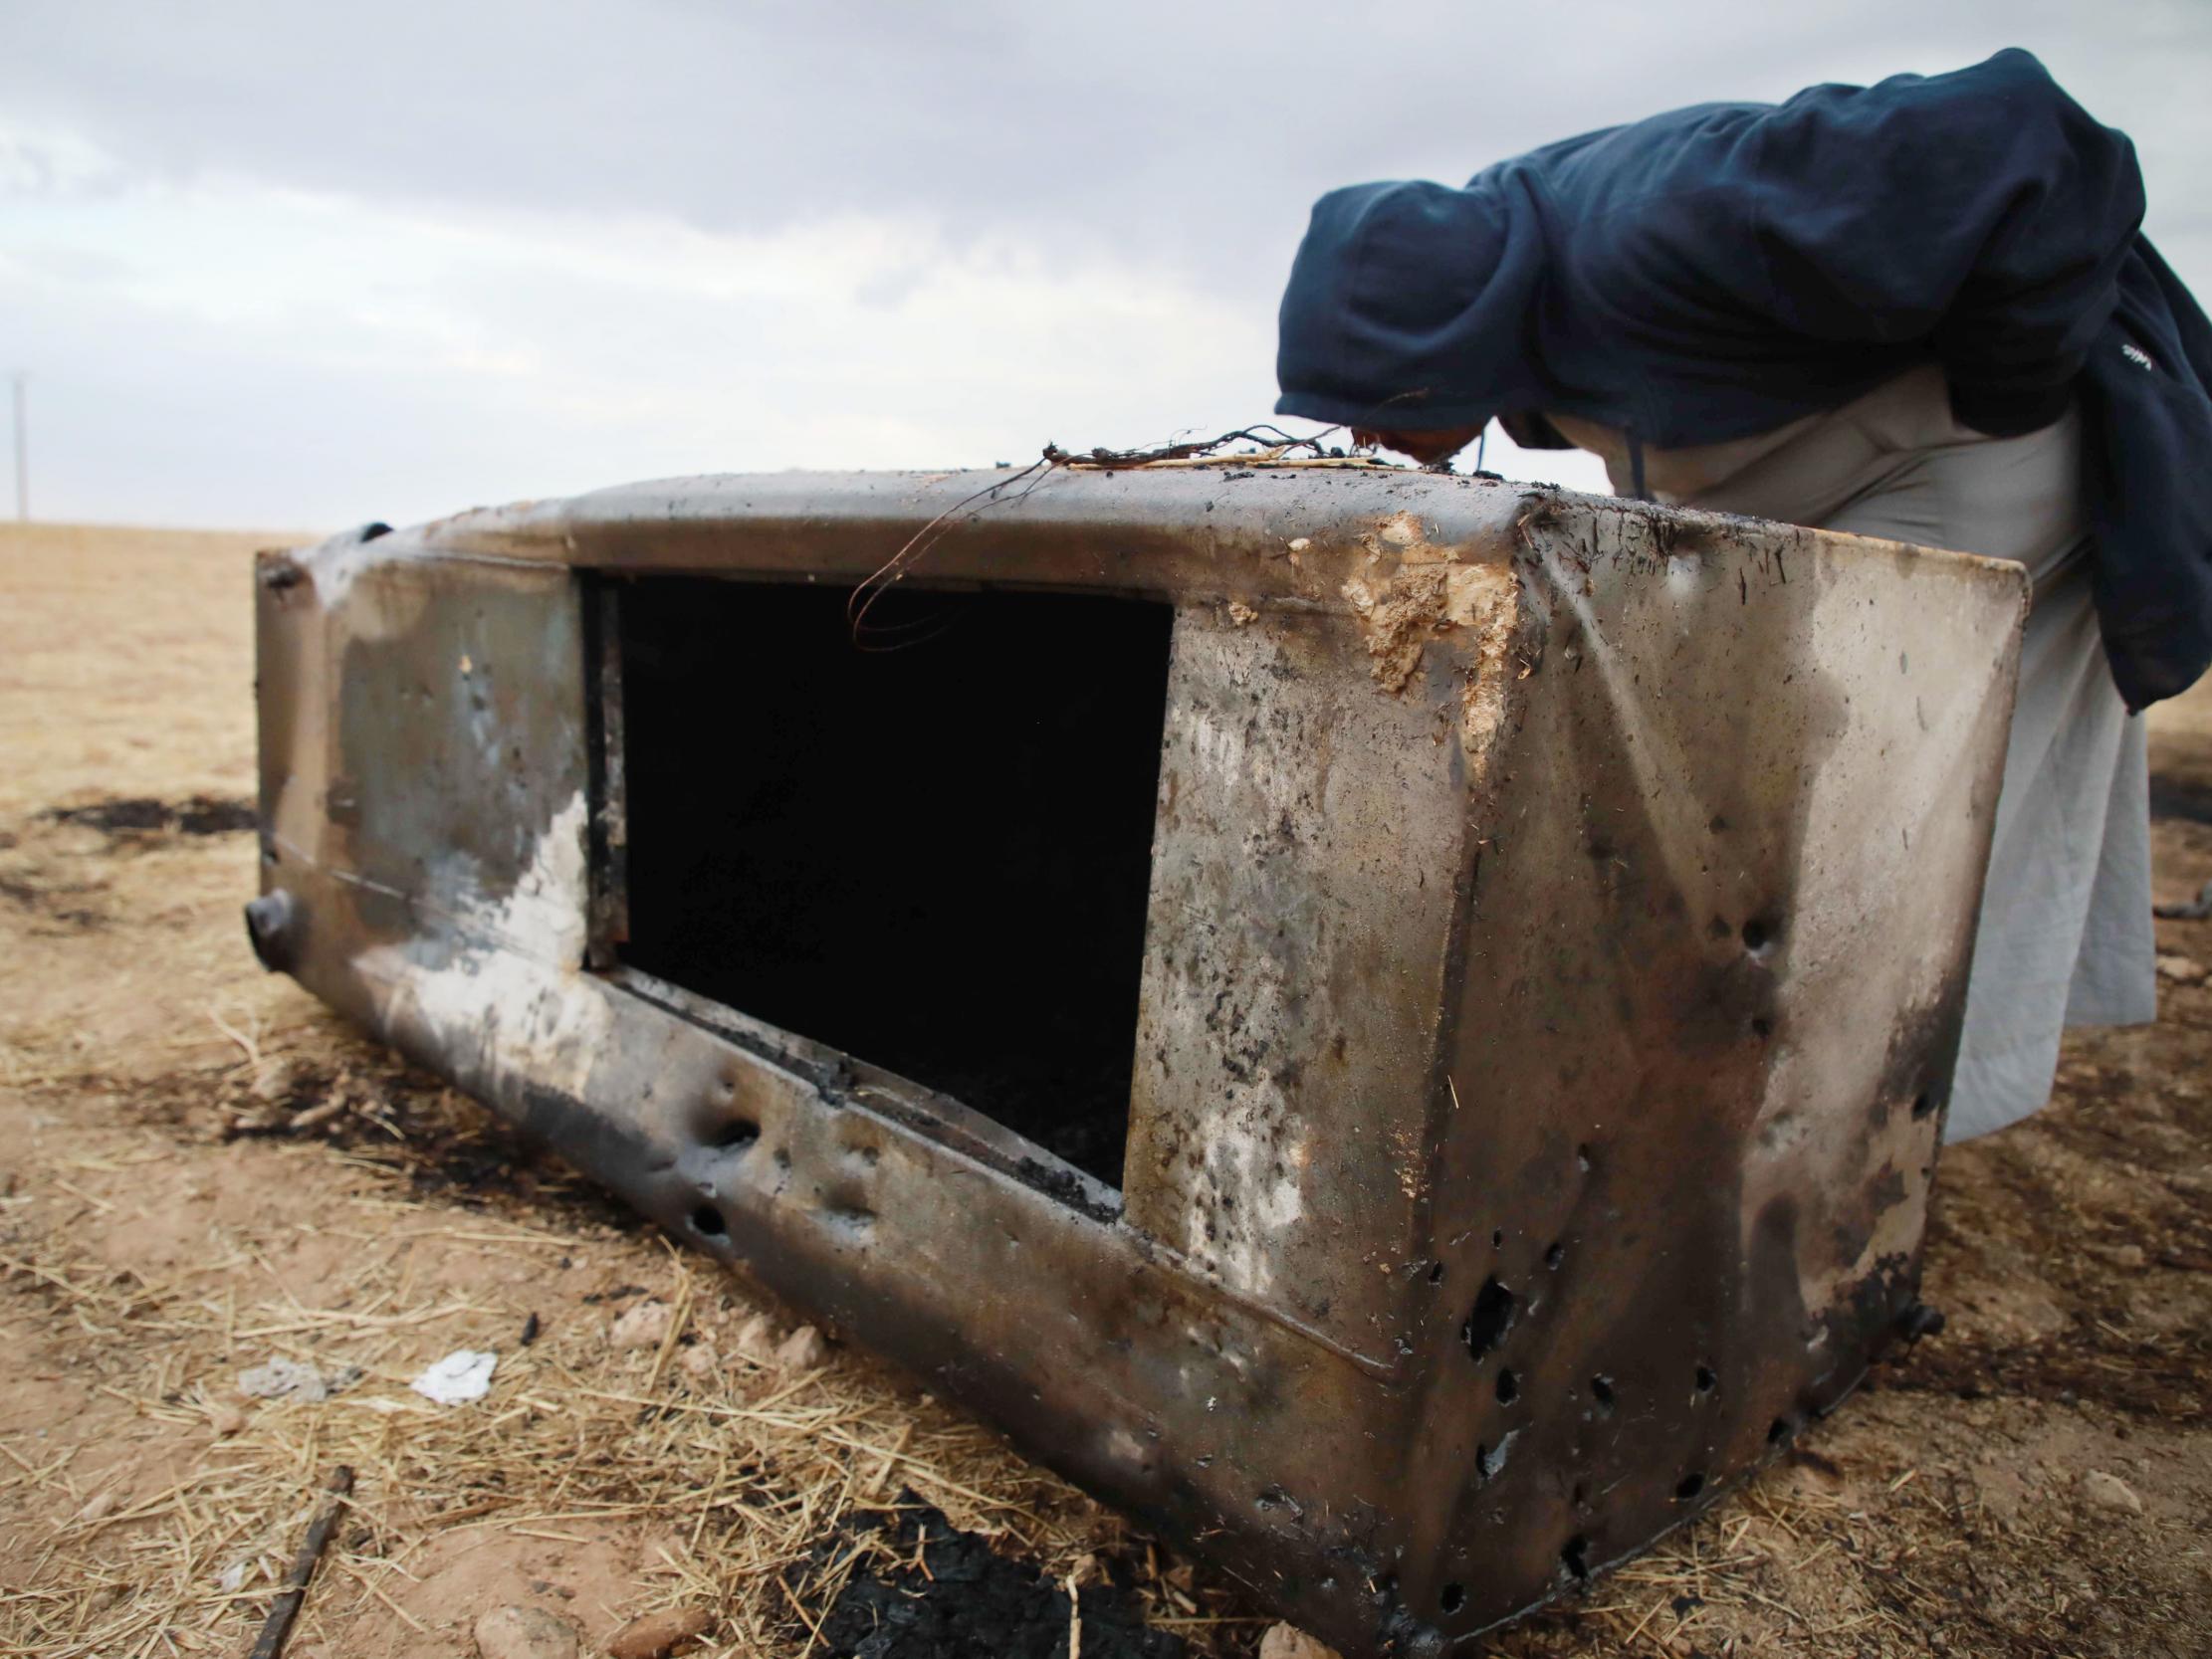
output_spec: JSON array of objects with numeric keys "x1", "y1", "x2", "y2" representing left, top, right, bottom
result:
[
  {"x1": 0, "y1": 1120, "x2": 1169, "y2": 1657},
  {"x1": 2, "y1": 523, "x2": 2208, "y2": 1657}
]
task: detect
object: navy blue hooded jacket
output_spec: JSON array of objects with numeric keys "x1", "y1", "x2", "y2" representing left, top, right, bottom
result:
[{"x1": 1274, "y1": 49, "x2": 2212, "y2": 710}]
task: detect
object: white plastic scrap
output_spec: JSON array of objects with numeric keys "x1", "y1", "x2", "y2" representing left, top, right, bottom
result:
[{"x1": 410, "y1": 1348, "x2": 498, "y2": 1405}]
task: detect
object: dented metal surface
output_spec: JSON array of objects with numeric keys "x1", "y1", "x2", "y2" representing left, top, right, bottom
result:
[{"x1": 253, "y1": 466, "x2": 2026, "y2": 1656}]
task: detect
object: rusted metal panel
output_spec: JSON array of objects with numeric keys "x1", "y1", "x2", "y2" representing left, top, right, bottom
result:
[
  {"x1": 253, "y1": 466, "x2": 2025, "y2": 1656},
  {"x1": 1126, "y1": 601, "x2": 1471, "y2": 1353}
]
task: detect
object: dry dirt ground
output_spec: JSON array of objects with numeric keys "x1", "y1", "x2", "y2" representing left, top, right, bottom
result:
[{"x1": 0, "y1": 521, "x2": 2207, "y2": 1659}]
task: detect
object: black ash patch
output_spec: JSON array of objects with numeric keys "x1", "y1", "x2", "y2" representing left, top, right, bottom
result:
[
  {"x1": 792, "y1": 1492, "x2": 1183, "y2": 1659},
  {"x1": 45, "y1": 794, "x2": 256, "y2": 838}
]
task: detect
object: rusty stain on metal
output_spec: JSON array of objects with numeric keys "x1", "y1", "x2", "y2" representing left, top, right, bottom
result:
[{"x1": 251, "y1": 465, "x2": 2026, "y2": 1656}]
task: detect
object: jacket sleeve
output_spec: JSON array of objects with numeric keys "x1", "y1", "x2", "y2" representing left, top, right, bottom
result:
[{"x1": 1745, "y1": 49, "x2": 2144, "y2": 435}]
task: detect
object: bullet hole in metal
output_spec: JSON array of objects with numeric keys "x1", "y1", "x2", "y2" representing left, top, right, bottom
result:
[
  {"x1": 1462, "y1": 1276, "x2": 1518, "y2": 1359},
  {"x1": 711, "y1": 1120, "x2": 759, "y2": 1152},
  {"x1": 1897, "y1": 1301, "x2": 1947, "y2": 1342},
  {"x1": 1750, "y1": 1016, "x2": 1774, "y2": 1040},
  {"x1": 1767, "y1": 1416, "x2": 1794, "y2": 1445},
  {"x1": 1545, "y1": 1241, "x2": 1565, "y2": 1270},
  {"x1": 1495, "y1": 1368, "x2": 1520, "y2": 1405},
  {"x1": 1429, "y1": 1262, "x2": 1446, "y2": 1285},
  {"x1": 1694, "y1": 1364, "x2": 1716, "y2": 1394},
  {"x1": 690, "y1": 1204, "x2": 727, "y2": 1238},
  {"x1": 1492, "y1": 1227, "x2": 1505, "y2": 1248},
  {"x1": 1741, "y1": 917, "x2": 1774, "y2": 952},
  {"x1": 1571, "y1": 1482, "x2": 1589, "y2": 1508},
  {"x1": 1440, "y1": 1582, "x2": 1465, "y2": 1615},
  {"x1": 1675, "y1": 1472, "x2": 1705, "y2": 1501},
  {"x1": 1560, "y1": 1535, "x2": 1591, "y2": 1581},
  {"x1": 243, "y1": 889, "x2": 299, "y2": 973},
  {"x1": 1911, "y1": 1091, "x2": 1937, "y2": 1120},
  {"x1": 1576, "y1": 1143, "x2": 1595, "y2": 1173},
  {"x1": 1590, "y1": 1373, "x2": 1615, "y2": 1412}
]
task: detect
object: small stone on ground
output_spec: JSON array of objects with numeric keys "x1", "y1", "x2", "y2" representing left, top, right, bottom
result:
[
  {"x1": 607, "y1": 1299, "x2": 673, "y2": 1349},
  {"x1": 2079, "y1": 1469, "x2": 2143, "y2": 1515},
  {"x1": 237, "y1": 1355, "x2": 360, "y2": 1402},
  {"x1": 774, "y1": 1324, "x2": 828, "y2": 1370},
  {"x1": 474, "y1": 1603, "x2": 581, "y2": 1659},
  {"x1": 604, "y1": 1605, "x2": 714, "y2": 1659},
  {"x1": 1259, "y1": 1622, "x2": 1343, "y2": 1659},
  {"x1": 734, "y1": 1312, "x2": 778, "y2": 1362}
]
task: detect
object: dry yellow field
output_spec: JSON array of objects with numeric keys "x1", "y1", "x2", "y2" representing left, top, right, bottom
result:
[{"x1": 1, "y1": 521, "x2": 2207, "y2": 1658}]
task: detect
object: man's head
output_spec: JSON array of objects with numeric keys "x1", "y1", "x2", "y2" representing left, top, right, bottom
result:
[
  {"x1": 1351, "y1": 423, "x2": 1485, "y2": 466},
  {"x1": 1274, "y1": 176, "x2": 1549, "y2": 452}
]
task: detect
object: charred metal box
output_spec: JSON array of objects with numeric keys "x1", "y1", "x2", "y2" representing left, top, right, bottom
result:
[{"x1": 252, "y1": 466, "x2": 2025, "y2": 1655}]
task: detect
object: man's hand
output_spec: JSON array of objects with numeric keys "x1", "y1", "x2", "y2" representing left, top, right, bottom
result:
[{"x1": 1352, "y1": 423, "x2": 1484, "y2": 466}]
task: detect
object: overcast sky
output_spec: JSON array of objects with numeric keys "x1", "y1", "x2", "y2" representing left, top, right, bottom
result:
[{"x1": 4, "y1": 1, "x2": 2208, "y2": 531}]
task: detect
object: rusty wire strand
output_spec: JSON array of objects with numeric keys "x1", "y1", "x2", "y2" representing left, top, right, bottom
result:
[{"x1": 847, "y1": 426, "x2": 1346, "y2": 647}]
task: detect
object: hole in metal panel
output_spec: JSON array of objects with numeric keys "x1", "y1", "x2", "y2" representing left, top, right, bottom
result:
[
  {"x1": 1462, "y1": 1277, "x2": 1518, "y2": 1359},
  {"x1": 711, "y1": 1120, "x2": 760, "y2": 1152},
  {"x1": 690, "y1": 1203, "x2": 728, "y2": 1238},
  {"x1": 614, "y1": 579, "x2": 1173, "y2": 1190},
  {"x1": 1560, "y1": 1535, "x2": 1591, "y2": 1581}
]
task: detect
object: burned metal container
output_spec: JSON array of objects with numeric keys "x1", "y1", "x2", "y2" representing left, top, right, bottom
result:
[{"x1": 253, "y1": 465, "x2": 2025, "y2": 1655}]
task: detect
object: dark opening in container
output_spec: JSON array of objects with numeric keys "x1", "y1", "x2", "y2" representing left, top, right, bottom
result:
[{"x1": 612, "y1": 577, "x2": 1174, "y2": 1189}]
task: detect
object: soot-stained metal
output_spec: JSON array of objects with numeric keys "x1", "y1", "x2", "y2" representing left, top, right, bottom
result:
[{"x1": 251, "y1": 464, "x2": 2027, "y2": 1657}]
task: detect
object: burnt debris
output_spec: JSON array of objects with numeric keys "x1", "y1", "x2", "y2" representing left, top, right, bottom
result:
[{"x1": 793, "y1": 1494, "x2": 1184, "y2": 1659}]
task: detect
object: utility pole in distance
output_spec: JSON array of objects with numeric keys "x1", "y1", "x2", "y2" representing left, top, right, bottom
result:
[{"x1": 9, "y1": 374, "x2": 25, "y2": 522}]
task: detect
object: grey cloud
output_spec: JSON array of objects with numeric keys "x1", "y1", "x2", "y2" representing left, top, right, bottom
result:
[
  {"x1": 4, "y1": 0, "x2": 2208, "y2": 526},
  {"x1": 6, "y1": 0, "x2": 2209, "y2": 294}
]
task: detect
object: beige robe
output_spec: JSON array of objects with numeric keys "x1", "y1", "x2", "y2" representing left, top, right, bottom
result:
[{"x1": 1547, "y1": 365, "x2": 2154, "y2": 1141}]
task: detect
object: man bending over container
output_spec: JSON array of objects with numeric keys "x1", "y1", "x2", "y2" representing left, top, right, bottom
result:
[{"x1": 1274, "y1": 48, "x2": 2212, "y2": 1142}]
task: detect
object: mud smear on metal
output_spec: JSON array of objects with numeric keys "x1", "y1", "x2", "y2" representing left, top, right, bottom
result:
[{"x1": 793, "y1": 1492, "x2": 1185, "y2": 1659}]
